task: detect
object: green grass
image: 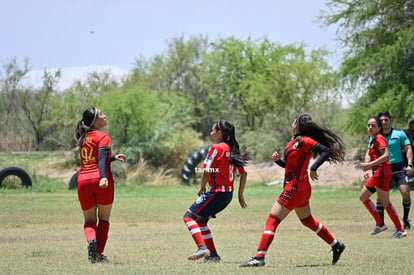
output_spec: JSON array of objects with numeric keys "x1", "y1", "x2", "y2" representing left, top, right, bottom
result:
[{"x1": 0, "y1": 181, "x2": 413, "y2": 274}]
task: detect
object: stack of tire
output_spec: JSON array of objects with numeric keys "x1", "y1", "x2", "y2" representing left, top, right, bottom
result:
[{"x1": 181, "y1": 145, "x2": 211, "y2": 185}]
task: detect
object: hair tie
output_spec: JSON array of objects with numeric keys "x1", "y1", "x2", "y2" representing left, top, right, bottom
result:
[{"x1": 217, "y1": 121, "x2": 222, "y2": 131}]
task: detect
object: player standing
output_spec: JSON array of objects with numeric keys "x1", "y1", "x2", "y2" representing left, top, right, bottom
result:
[
  {"x1": 183, "y1": 120, "x2": 250, "y2": 262},
  {"x1": 75, "y1": 107, "x2": 127, "y2": 263}
]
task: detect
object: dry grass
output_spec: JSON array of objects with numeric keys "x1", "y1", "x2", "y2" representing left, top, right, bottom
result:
[{"x1": 0, "y1": 184, "x2": 413, "y2": 274}]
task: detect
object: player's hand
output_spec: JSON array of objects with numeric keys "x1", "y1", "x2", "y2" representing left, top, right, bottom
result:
[
  {"x1": 99, "y1": 178, "x2": 109, "y2": 188},
  {"x1": 238, "y1": 194, "x2": 247, "y2": 208},
  {"x1": 310, "y1": 170, "x2": 319, "y2": 181},
  {"x1": 271, "y1": 151, "x2": 280, "y2": 162},
  {"x1": 198, "y1": 186, "x2": 206, "y2": 196},
  {"x1": 363, "y1": 171, "x2": 370, "y2": 179},
  {"x1": 406, "y1": 165, "x2": 414, "y2": 175},
  {"x1": 115, "y1": 154, "x2": 127, "y2": 162},
  {"x1": 359, "y1": 162, "x2": 370, "y2": 171}
]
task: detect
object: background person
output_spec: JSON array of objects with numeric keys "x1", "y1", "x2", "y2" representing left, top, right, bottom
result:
[
  {"x1": 75, "y1": 107, "x2": 127, "y2": 263},
  {"x1": 359, "y1": 116, "x2": 406, "y2": 238},
  {"x1": 183, "y1": 120, "x2": 250, "y2": 263},
  {"x1": 404, "y1": 119, "x2": 414, "y2": 183},
  {"x1": 240, "y1": 114, "x2": 346, "y2": 267},
  {"x1": 376, "y1": 111, "x2": 413, "y2": 229}
]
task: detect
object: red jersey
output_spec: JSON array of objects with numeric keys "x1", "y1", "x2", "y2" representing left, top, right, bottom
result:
[
  {"x1": 368, "y1": 134, "x2": 392, "y2": 174},
  {"x1": 202, "y1": 142, "x2": 246, "y2": 192},
  {"x1": 283, "y1": 135, "x2": 318, "y2": 191},
  {"x1": 78, "y1": 130, "x2": 113, "y2": 181}
]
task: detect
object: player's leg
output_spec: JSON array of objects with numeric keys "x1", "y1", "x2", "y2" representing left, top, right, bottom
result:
[
  {"x1": 96, "y1": 203, "x2": 112, "y2": 262},
  {"x1": 377, "y1": 188, "x2": 406, "y2": 237},
  {"x1": 360, "y1": 185, "x2": 386, "y2": 234},
  {"x1": 240, "y1": 201, "x2": 290, "y2": 267}
]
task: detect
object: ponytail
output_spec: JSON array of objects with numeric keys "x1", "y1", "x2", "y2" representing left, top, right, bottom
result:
[{"x1": 216, "y1": 120, "x2": 250, "y2": 167}]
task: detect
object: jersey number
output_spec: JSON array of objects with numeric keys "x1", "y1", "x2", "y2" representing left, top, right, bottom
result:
[{"x1": 81, "y1": 147, "x2": 96, "y2": 164}]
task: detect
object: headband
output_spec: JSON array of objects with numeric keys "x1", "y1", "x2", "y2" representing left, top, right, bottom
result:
[
  {"x1": 217, "y1": 121, "x2": 221, "y2": 131},
  {"x1": 82, "y1": 107, "x2": 98, "y2": 129}
]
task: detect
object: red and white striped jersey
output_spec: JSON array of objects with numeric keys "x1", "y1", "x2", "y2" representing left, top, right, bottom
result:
[{"x1": 202, "y1": 142, "x2": 246, "y2": 192}]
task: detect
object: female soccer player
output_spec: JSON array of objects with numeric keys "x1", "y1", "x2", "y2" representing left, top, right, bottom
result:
[
  {"x1": 359, "y1": 116, "x2": 406, "y2": 238},
  {"x1": 75, "y1": 107, "x2": 127, "y2": 263},
  {"x1": 240, "y1": 114, "x2": 346, "y2": 267},
  {"x1": 183, "y1": 120, "x2": 250, "y2": 262}
]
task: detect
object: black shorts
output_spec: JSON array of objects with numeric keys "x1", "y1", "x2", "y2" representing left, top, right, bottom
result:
[{"x1": 391, "y1": 162, "x2": 408, "y2": 187}]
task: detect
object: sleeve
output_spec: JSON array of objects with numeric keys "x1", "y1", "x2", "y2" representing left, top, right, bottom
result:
[
  {"x1": 237, "y1": 166, "x2": 247, "y2": 174},
  {"x1": 310, "y1": 143, "x2": 332, "y2": 171},
  {"x1": 275, "y1": 159, "x2": 286, "y2": 168},
  {"x1": 401, "y1": 131, "x2": 411, "y2": 147},
  {"x1": 202, "y1": 145, "x2": 218, "y2": 171},
  {"x1": 98, "y1": 148, "x2": 109, "y2": 178}
]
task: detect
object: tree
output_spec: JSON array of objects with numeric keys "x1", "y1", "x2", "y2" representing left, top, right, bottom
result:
[{"x1": 321, "y1": 0, "x2": 414, "y2": 132}]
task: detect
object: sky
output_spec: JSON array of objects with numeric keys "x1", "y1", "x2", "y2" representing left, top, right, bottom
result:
[{"x1": 0, "y1": 0, "x2": 342, "y2": 87}]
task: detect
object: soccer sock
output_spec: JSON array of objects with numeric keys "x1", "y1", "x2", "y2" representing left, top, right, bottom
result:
[
  {"x1": 376, "y1": 203, "x2": 385, "y2": 224},
  {"x1": 84, "y1": 221, "x2": 97, "y2": 242},
  {"x1": 363, "y1": 199, "x2": 383, "y2": 226},
  {"x1": 403, "y1": 200, "x2": 411, "y2": 221},
  {"x1": 183, "y1": 217, "x2": 206, "y2": 247},
  {"x1": 301, "y1": 215, "x2": 336, "y2": 246},
  {"x1": 256, "y1": 214, "x2": 281, "y2": 258},
  {"x1": 386, "y1": 204, "x2": 404, "y2": 231},
  {"x1": 198, "y1": 222, "x2": 217, "y2": 254},
  {"x1": 96, "y1": 220, "x2": 110, "y2": 255}
]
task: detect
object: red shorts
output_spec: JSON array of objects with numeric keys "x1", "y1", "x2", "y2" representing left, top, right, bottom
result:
[
  {"x1": 77, "y1": 178, "x2": 114, "y2": 210},
  {"x1": 277, "y1": 184, "x2": 311, "y2": 211},
  {"x1": 365, "y1": 167, "x2": 391, "y2": 191}
]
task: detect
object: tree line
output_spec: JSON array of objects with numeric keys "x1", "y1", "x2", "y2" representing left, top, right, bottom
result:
[{"x1": 1, "y1": 0, "x2": 413, "y2": 171}]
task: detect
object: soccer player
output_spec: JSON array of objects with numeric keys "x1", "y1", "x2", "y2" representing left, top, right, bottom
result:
[
  {"x1": 359, "y1": 117, "x2": 406, "y2": 238},
  {"x1": 376, "y1": 111, "x2": 413, "y2": 229},
  {"x1": 75, "y1": 107, "x2": 127, "y2": 263},
  {"x1": 183, "y1": 120, "x2": 250, "y2": 263},
  {"x1": 240, "y1": 114, "x2": 346, "y2": 267}
]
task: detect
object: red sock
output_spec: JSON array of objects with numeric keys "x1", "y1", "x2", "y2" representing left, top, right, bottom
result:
[
  {"x1": 198, "y1": 222, "x2": 216, "y2": 253},
  {"x1": 363, "y1": 199, "x2": 383, "y2": 226},
  {"x1": 96, "y1": 220, "x2": 110, "y2": 255},
  {"x1": 386, "y1": 204, "x2": 404, "y2": 231},
  {"x1": 84, "y1": 221, "x2": 97, "y2": 242},
  {"x1": 183, "y1": 217, "x2": 206, "y2": 247},
  {"x1": 256, "y1": 214, "x2": 281, "y2": 258},
  {"x1": 301, "y1": 215, "x2": 336, "y2": 246}
]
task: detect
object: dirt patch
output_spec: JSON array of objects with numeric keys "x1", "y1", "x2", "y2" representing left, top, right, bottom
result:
[{"x1": 246, "y1": 160, "x2": 364, "y2": 187}]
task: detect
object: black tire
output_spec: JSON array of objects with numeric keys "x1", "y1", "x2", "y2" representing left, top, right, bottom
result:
[
  {"x1": 0, "y1": 167, "x2": 32, "y2": 187},
  {"x1": 181, "y1": 145, "x2": 211, "y2": 185},
  {"x1": 68, "y1": 171, "x2": 79, "y2": 190}
]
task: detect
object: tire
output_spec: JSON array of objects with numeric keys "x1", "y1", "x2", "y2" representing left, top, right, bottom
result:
[
  {"x1": 68, "y1": 171, "x2": 79, "y2": 190},
  {"x1": 181, "y1": 145, "x2": 211, "y2": 185},
  {"x1": 0, "y1": 167, "x2": 32, "y2": 187}
]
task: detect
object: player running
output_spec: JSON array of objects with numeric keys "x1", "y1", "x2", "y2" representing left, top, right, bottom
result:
[
  {"x1": 240, "y1": 114, "x2": 346, "y2": 267},
  {"x1": 359, "y1": 116, "x2": 406, "y2": 238}
]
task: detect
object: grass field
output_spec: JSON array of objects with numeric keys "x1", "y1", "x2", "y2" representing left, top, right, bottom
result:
[{"x1": 1, "y1": 179, "x2": 413, "y2": 275}]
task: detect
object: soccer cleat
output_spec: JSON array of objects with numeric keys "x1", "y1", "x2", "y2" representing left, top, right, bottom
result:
[
  {"x1": 403, "y1": 219, "x2": 411, "y2": 230},
  {"x1": 389, "y1": 230, "x2": 407, "y2": 239},
  {"x1": 198, "y1": 255, "x2": 221, "y2": 263},
  {"x1": 239, "y1": 257, "x2": 265, "y2": 267},
  {"x1": 188, "y1": 247, "x2": 210, "y2": 260},
  {"x1": 97, "y1": 254, "x2": 109, "y2": 263},
  {"x1": 370, "y1": 224, "x2": 388, "y2": 235},
  {"x1": 87, "y1": 238, "x2": 98, "y2": 263},
  {"x1": 331, "y1": 242, "x2": 346, "y2": 265}
]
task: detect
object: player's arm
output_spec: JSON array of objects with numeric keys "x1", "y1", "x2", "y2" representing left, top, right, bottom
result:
[
  {"x1": 403, "y1": 144, "x2": 414, "y2": 175},
  {"x1": 238, "y1": 171, "x2": 248, "y2": 208}
]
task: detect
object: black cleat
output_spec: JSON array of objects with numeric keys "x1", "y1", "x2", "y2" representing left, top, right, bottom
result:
[
  {"x1": 97, "y1": 254, "x2": 109, "y2": 263},
  {"x1": 332, "y1": 242, "x2": 346, "y2": 265},
  {"x1": 239, "y1": 257, "x2": 265, "y2": 267},
  {"x1": 403, "y1": 219, "x2": 411, "y2": 230},
  {"x1": 87, "y1": 238, "x2": 98, "y2": 263}
]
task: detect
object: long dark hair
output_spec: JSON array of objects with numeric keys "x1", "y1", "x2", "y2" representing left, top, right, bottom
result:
[
  {"x1": 296, "y1": 114, "x2": 345, "y2": 163},
  {"x1": 215, "y1": 120, "x2": 250, "y2": 167},
  {"x1": 75, "y1": 107, "x2": 98, "y2": 147}
]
